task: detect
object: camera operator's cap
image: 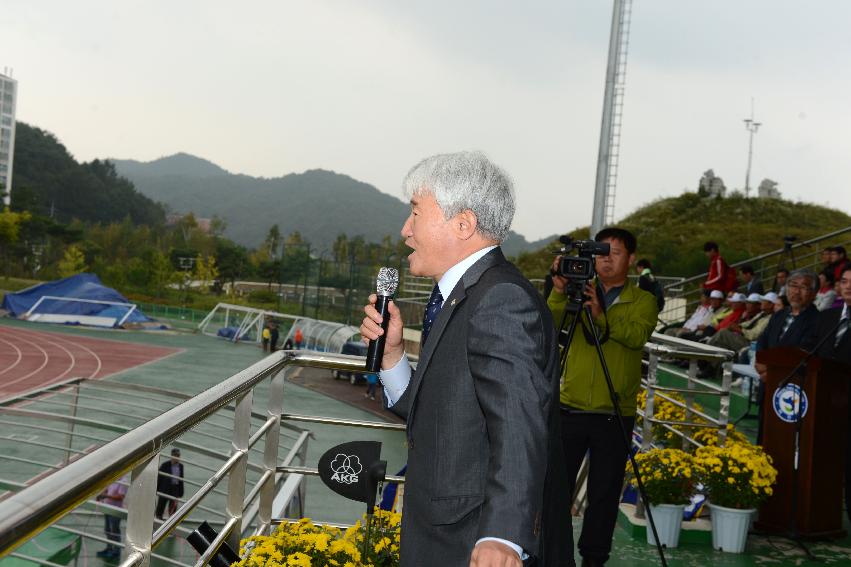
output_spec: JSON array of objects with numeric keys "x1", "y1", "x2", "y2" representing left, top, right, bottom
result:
[
  {"x1": 730, "y1": 292, "x2": 747, "y2": 303},
  {"x1": 761, "y1": 292, "x2": 779, "y2": 303},
  {"x1": 709, "y1": 290, "x2": 725, "y2": 299},
  {"x1": 746, "y1": 293, "x2": 762, "y2": 303},
  {"x1": 171, "y1": 448, "x2": 181, "y2": 456}
]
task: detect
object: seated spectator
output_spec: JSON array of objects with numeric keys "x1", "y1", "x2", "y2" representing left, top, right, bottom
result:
[
  {"x1": 709, "y1": 293, "x2": 769, "y2": 348},
  {"x1": 666, "y1": 289, "x2": 721, "y2": 337},
  {"x1": 830, "y1": 246, "x2": 851, "y2": 283},
  {"x1": 681, "y1": 292, "x2": 745, "y2": 341},
  {"x1": 774, "y1": 268, "x2": 790, "y2": 297},
  {"x1": 820, "y1": 246, "x2": 833, "y2": 271},
  {"x1": 754, "y1": 269, "x2": 820, "y2": 442},
  {"x1": 755, "y1": 269, "x2": 820, "y2": 372},
  {"x1": 832, "y1": 279, "x2": 845, "y2": 309},
  {"x1": 701, "y1": 293, "x2": 771, "y2": 376},
  {"x1": 815, "y1": 271, "x2": 837, "y2": 311},
  {"x1": 740, "y1": 264, "x2": 765, "y2": 295}
]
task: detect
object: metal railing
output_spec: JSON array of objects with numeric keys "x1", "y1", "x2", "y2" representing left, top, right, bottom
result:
[
  {"x1": 0, "y1": 351, "x2": 399, "y2": 567},
  {"x1": 640, "y1": 333, "x2": 735, "y2": 449},
  {"x1": 659, "y1": 226, "x2": 851, "y2": 322},
  {"x1": 0, "y1": 333, "x2": 736, "y2": 566}
]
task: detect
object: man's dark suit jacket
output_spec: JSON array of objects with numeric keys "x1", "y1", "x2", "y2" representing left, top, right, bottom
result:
[
  {"x1": 156, "y1": 461, "x2": 184, "y2": 498},
  {"x1": 390, "y1": 248, "x2": 567, "y2": 566},
  {"x1": 813, "y1": 305, "x2": 851, "y2": 364},
  {"x1": 757, "y1": 304, "x2": 819, "y2": 352},
  {"x1": 744, "y1": 279, "x2": 765, "y2": 296}
]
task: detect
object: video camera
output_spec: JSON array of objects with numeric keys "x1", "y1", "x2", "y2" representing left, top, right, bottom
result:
[{"x1": 553, "y1": 235, "x2": 611, "y2": 305}]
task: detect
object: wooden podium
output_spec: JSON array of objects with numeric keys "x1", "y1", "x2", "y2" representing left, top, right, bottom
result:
[{"x1": 754, "y1": 347, "x2": 849, "y2": 538}]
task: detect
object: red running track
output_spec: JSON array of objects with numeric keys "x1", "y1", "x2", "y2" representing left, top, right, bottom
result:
[{"x1": 0, "y1": 324, "x2": 181, "y2": 398}]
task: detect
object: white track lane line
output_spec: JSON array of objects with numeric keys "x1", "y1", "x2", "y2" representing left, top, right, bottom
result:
[
  {"x1": 0, "y1": 330, "x2": 52, "y2": 389},
  {"x1": 3, "y1": 326, "x2": 77, "y2": 383},
  {"x1": 0, "y1": 335, "x2": 24, "y2": 376},
  {"x1": 7, "y1": 325, "x2": 103, "y2": 379}
]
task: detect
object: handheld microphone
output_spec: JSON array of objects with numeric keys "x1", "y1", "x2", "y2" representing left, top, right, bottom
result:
[{"x1": 366, "y1": 267, "x2": 399, "y2": 372}]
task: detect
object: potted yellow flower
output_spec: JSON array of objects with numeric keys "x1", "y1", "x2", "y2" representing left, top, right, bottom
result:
[
  {"x1": 625, "y1": 447, "x2": 696, "y2": 548},
  {"x1": 694, "y1": 442, "x2": 777, "y2": 553},
  {"x1": 236, "y1": 509, "x2": 401, "y2": 566}
]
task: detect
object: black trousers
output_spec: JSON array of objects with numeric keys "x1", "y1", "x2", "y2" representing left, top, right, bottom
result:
[
  {"x1": 561, "y1": 410, "x2": 634, "y2": 565},
  {"x1": 155, "y1": 494, "x2": 178, "y2": 519}
]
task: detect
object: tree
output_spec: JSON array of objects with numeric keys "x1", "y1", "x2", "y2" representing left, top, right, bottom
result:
[
  {"x1": 194, "y1": 254, "x2": 219, "y2": 293},
  {"x1": 215, "y1": 239, "x2": 250, "y2": 295},
  {"x1": 149, "y1": 250, "x2": 177, "y2": 298},
  {"x1": 57, "y1": 244, "x2": 87, "y2": 278},
  {"x1": 264, "y1": 224, "x2": 282, "y2": 259},
  {"x1": 0, "y1": 207, "x2": 32, "y2": 275}
]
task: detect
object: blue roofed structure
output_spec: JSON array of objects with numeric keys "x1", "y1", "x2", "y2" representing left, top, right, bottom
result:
[{"x1": 1, "y1": 273, "x2": 156, "y2": 328}]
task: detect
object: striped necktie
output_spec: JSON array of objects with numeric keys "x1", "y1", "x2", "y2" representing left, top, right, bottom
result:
[
  {"x1": 421, "y1": 285, "x2": 444, "y2": 347},
  {"x1": 780, "y1": 313, "x2": 795, "y2": 337},
  {"x1": 835, "y1": 316, "x2": 849, "y2": 348}
]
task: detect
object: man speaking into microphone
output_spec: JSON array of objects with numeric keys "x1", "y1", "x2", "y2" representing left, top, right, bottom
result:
[{"x1": 360, "y1": 152, "x2": 566, "y2": 567}]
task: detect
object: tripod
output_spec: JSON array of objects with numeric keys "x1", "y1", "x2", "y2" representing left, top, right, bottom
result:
[{"x1": 557, "y1": 293, "x2": 668, "y2": 567}]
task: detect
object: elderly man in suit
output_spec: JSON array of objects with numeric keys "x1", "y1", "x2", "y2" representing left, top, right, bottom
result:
[
  {"x1": 360, "y1": 152, "x2": 565, "y2": 567},
  {"x1": 813, "y1": 265, "x2": 851, "y2": 523},
  {"x1": 754, "y1": 269, "x2": 820, "y2": 443}
]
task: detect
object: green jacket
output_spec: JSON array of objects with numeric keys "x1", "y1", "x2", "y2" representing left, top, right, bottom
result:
[{"x1": 548, "y1": 279, "x2": 658, "y2": 416}]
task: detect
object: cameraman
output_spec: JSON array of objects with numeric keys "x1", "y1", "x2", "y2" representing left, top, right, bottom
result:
[{"x1": 547, "y1": 227, "x2": 658, "y2": 567}]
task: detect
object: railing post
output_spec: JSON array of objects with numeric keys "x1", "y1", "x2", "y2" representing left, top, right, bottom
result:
[
  {"x1": 719, "y1": 359, "x2": 733, "y2": 446},
  {"x1": 226, "y1": 390, "x2": 254, "y2": 551},
  {"x1": 298, "y1": 437, "x2": 309, "y2": 518},
  {"x1": 642, "y1": 351, "x2": 659, "y2": 451},
  {"x1": 125, "y1": 456, "x2": 159, "y2": 567},
  {"x1": 258, "y1": 370, "x2": 286, "y2": 533},
  {"x1": 684, "y1": 359, "x2": 697, "y2": 451},
  {"x1": 64, "y1": 382, "x2": 81, "y2": 465}
]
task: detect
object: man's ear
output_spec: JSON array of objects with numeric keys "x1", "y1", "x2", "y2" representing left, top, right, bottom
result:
[
  {"x1": 454, "y1": 209, "x2": 479, "y2": 240},
  {"x1": 628, "y1": 253, "x2": 637, "y2": 267}
]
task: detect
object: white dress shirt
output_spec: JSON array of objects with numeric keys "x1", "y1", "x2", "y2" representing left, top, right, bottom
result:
[{"x1": 379, "y1": 245, "x2": 525, "y2": 560}]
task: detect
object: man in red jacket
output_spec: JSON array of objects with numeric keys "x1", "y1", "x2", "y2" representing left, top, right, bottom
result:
[{"x1": 703, "y1": 241, "x2": 730, "y2": 293}]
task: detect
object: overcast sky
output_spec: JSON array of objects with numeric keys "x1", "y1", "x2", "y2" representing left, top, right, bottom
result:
[{"x1": 3, "y1": 1, "x2": 850, "y2": 241}]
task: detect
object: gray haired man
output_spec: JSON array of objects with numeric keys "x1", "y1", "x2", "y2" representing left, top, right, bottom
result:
[{"x1": 360, "y1": 152, "x2": 567, "y2": 566}]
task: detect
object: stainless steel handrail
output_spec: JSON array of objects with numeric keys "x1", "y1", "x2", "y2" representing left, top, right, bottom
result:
[
  {"x1": 1, "y1": 334, "x2": 737, "y2": 565},
  {"x1": 0, "y1": 350, "x2": 369, "y2": 564}
]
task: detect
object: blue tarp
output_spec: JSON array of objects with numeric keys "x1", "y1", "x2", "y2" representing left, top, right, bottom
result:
[{"x1": 1, "y1": 273, "x2": 153, "y2": 325}]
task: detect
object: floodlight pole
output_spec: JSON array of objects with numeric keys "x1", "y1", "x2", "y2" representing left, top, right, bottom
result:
[
  {"x1": 743, "y1": 99, "x2": 762, "y2": 199},
  {"x1": 590, "y1": 0, "x2": 632, "y2": 237}
]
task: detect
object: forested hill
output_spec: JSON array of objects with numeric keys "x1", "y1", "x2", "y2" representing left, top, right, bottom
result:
[
  {"x1": 111, "y1": 154, "x2": 541, "y2": 256},
  {"x1": 10, "y1": 122, "x2": 165, "y2": 225},
  {"x1": 514, "y1": 192, "x2": 851, "y2": 280}
]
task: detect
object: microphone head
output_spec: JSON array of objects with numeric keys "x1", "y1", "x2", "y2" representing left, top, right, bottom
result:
[{"x1": 376, "y1": 267, "x2": 399, "y2": 296}]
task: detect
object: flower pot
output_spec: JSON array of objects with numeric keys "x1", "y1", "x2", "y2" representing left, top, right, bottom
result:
[
  {"x1": 709, "y1": 503, "x2": 754, "y2": 553},
  {"x1": 646, "y1": 504, "x2": 685, "y2": 548}
]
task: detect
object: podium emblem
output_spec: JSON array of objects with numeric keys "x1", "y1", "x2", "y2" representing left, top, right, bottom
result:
[{"x1": 772, "y1": 384, "x2": 808, "y2": 423}]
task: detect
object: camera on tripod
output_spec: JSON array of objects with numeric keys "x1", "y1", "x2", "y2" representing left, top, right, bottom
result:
[{"x1": 553, "y1": 235, "x2": 611, "y2": 305}]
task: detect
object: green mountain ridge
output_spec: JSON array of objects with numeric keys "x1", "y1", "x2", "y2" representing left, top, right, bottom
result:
[
  {"x1": 110, "y1": 154, "x2": 539, "y2": 256},
  {"x1": 10, "y1": 123, "x2": 165, "y2": 225}
]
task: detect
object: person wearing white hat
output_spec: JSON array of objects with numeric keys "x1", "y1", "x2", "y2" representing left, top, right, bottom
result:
[
  {"x1": 679, "y1": 291, "x2": 746, "y2": 342},
  {"x1": 666, "y1": 289, "x2": 722, "y2": 338},
  {"x1": 705, "y1": 292, "x2": 773, "y2": 358}
]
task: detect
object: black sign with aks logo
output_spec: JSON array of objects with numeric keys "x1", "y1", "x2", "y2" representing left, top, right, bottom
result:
[{"x1": 318, "y1": 441, "x2": 386, "y2": 510}]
